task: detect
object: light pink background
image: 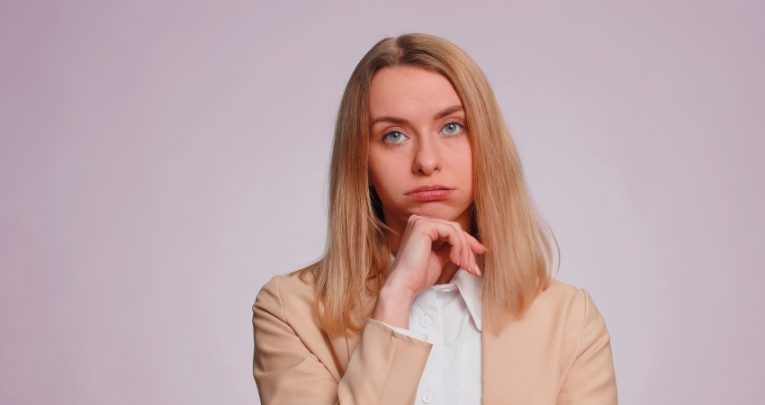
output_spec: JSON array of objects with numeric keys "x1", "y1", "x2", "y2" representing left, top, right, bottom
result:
[{"x1": 1, "y1": 1, "x2": 763, "y2": 404}]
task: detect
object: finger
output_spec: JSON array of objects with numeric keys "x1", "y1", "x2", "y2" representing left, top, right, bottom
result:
[
  {"x1": 462, "y1": 232, "x2": 483, "y2": 275},
  {"x1": 438, "y1": 220, "x2": 481, "y2": 275},
  {"x1": 465, "y1": 234, "x2": 480, "y2": 275},
  {"x1": 469, "y1": 242, "x2": 479, "y2": 275},
  {"x1": 413, "y1": 217, "x2": 479, "y2": 274},
  {"x1": 443, "y1": 227, "x2": 464, "y2": 269},
  {"x1": 466, "y1": 238, "x2": 479, "y2": 275},
  {"x1": 437, "y1": 219, "x2": 478, "y2": 275},
  {"x1": 465, "y1": 232, "x2": 488, "y2": 254},
  {"x1": 450, "y1": 221, "x2": 471, "y2": 272},
  {"x1": 427, "y1": 217, "x2": 476, "y2": 273},
  {"x1": 421, "y1": 220, "x2": 463, "y2": 267},
  {"x1": 469, "y1": 249, "x2": 478, "y2": 275}
]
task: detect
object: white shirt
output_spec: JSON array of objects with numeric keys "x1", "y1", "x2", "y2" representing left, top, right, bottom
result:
[{"x1": 382, "y1": 268, "x2": 483, "y2": 405}]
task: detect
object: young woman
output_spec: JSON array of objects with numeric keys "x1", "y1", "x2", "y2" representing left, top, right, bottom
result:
[{"x1": 252, "y1": 33, "x2": 617, "y2": 404}]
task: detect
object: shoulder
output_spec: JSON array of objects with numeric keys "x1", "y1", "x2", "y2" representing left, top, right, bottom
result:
[
  {"x1": 496, "y1": 278, "x2": 609, "y2": 347},
  {"x1": 535, "y1": 280, "x2": 617, "y2": 400},
  {"x1": 526, "y1": 277, "x2": 610, "y2": 354},
  {"x1": 251, "y1": 268, "x2": 353, "y2": 386},
  {"x1": 252, "y1": 269, "x2": 317, "y2": 320},
  {"x1": 532, "y1": 278, "x2": 602, "y2": 317}
]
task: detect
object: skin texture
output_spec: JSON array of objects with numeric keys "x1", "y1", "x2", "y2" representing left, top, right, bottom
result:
[{"x1": 367, "y1": 66, "x2": 487, "y2": 328}]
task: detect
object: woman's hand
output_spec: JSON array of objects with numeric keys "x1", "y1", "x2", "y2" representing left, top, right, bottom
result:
[{"x1": 371, "y1": 214, "x2": 487, "y2": 329}]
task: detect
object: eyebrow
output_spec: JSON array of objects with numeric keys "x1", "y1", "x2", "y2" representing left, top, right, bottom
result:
[{"x1": 370, "y1": 105, "x2": 464, "y2": 126}]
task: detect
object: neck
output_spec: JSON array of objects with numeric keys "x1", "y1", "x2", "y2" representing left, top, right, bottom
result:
[{"x1": 435, "y1": 261, "x2": 460, "y2": 284}]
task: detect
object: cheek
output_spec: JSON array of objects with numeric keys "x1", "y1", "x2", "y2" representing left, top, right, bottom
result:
[
  {"x1": 367, "y1": 150, "x2": 382, "y2": 186},
  {"x1": 367, "y1": 158, "x2": 382, "y2": 188},
  {"x1": 367, "y1": 154, "x2": 395, "y2": 192},
  {"x1": 452, "y1": 144, "x2": 473, "y2": 178},
  {"x1": 453, "y1": 145, "x2": 474, "y2": 196}
]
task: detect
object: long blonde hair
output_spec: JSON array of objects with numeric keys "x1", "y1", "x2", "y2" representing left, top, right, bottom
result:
[{"x1": 303, "y1": 33, "x2": 557, "y2": 335}]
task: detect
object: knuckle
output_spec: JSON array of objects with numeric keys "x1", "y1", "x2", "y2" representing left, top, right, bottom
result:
[{"x1": 450, "y1": 221, "x2": 463, "y2": 233}]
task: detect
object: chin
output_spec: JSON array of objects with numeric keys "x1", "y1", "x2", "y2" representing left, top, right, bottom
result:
[{"x1": 409, "y1": 206, "x2": 463, "y2": 222}]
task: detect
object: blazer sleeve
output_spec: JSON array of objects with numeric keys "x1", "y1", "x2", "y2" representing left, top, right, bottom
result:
[
  {"x1": 252, "y1": 276, "x2": 432, "y2": 405},
  {"x1": 557, "y1": 289, "x2": 618, "y2": 405}
]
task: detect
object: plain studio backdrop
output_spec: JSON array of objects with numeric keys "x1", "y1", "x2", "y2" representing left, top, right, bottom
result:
[{"x1": 1, "y1": 0, "x2": 763, "y2": 404}]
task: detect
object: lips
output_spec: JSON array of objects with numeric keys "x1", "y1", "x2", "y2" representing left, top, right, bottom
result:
[{"x1": 405, "y1": 184, "x2": 455, "y2": 201}]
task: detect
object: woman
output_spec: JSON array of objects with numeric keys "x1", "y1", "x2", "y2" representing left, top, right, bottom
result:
[{"x1": 252, "y1": 33, "x2": 617, "y2": 404}]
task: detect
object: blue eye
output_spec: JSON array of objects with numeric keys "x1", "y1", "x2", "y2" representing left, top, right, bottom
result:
[
  {"x1": 441, "y1": 122, "x2": 464, "y2": 136},
  {"x1": 382, "y1": 131, "x2": 407, "y2": 144}
]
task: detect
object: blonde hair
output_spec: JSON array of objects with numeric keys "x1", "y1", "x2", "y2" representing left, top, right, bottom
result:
[{"x1": 302, "y1": 33, "x2": 557, "y2": 335}]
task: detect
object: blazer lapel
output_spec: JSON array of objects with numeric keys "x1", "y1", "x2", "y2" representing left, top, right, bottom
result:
[{"x1": 481, "y1": 300, "x2": 533, "y2": 404}]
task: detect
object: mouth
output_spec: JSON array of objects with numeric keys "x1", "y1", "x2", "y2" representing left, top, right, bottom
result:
[{"x1": 405, "y1": 184, "x2": 455, "y2": 201}]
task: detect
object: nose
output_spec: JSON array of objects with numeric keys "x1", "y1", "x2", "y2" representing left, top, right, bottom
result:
[{"x1": 412, "y1": 135, "x2": 441, "y2": 175}]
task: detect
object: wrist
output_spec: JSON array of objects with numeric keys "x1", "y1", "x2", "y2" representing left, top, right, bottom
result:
[{"x1": 372, "y1": 284, "x2": 415, "y2": 329}]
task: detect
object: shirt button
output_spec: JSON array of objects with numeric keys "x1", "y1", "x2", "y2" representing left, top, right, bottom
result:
[
  {"x1": 421, "y1": 392, "x2": 432, "y2": 404},
  {"x1": 419, "y1": 315, "x2": 431, "y2": 327}
]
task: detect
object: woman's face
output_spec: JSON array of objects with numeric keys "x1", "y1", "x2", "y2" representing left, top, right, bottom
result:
[{"x1": 368, "y1": 65, "x2": 473, "y2": 233}]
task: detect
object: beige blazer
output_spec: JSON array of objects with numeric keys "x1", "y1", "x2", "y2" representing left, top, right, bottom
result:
[{"x1": 252, "y1": 270, "x2": 617, "y2": 404}]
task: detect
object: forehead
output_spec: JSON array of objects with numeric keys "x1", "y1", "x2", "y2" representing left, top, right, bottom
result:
[{"x1": 368, "y1": 65, "x2": 463, "y2": 119}]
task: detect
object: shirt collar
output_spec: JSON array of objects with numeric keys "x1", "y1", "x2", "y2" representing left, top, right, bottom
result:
[
  {"x1": 388, "y1": 254, "x2": 483, "y2": 331},
  {"x1": 451, "y1": 268, "x2": 483, "y2": 331}
]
